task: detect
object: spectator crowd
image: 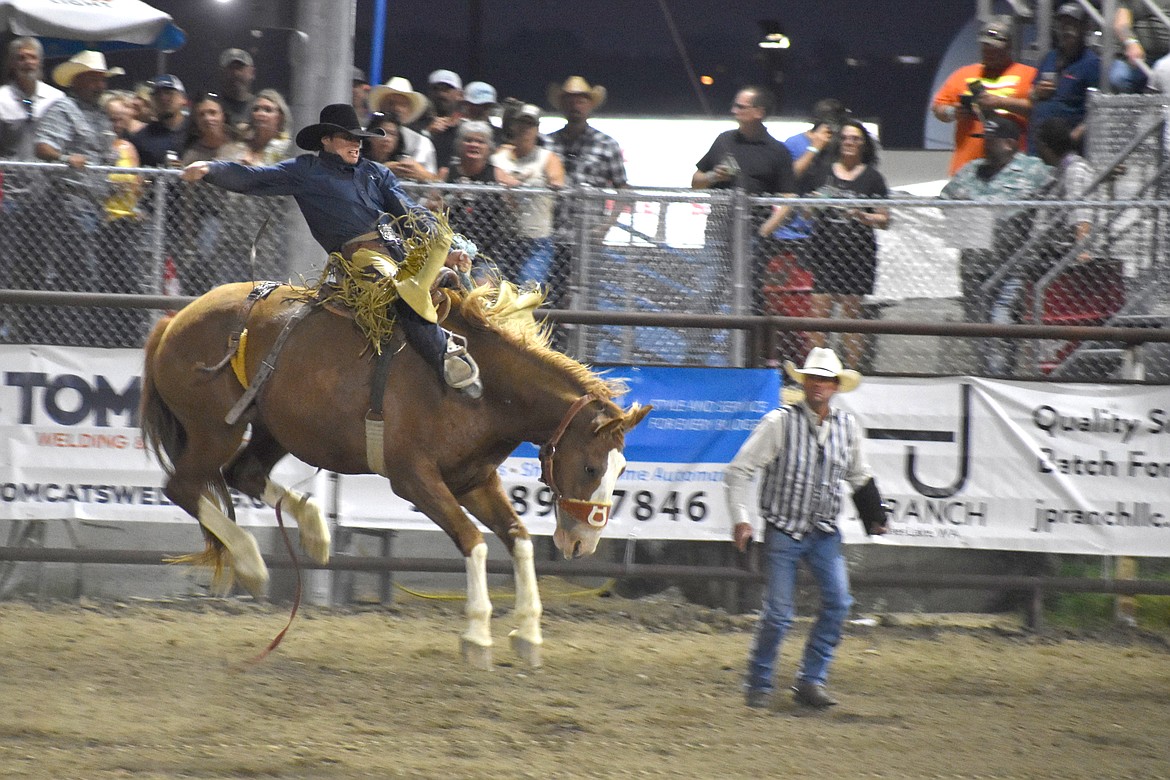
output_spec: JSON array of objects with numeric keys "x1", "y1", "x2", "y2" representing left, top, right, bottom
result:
[{"x1": 0, "y1": 5, "x2": 1154, "y2": 372}]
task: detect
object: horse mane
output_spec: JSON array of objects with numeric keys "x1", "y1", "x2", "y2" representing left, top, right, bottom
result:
[{"x1": 447, "y1": 283, "x2": 627, "y2": 402}]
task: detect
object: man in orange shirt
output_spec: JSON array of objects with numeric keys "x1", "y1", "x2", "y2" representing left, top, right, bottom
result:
[{"x1": 932, "y1": 17, "x2": 1036, "y2": 176}]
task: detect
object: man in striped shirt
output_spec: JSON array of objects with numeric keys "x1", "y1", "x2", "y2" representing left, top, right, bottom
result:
[{"x1": 725, "y1": 347, "x2": 883, "y2": 709}]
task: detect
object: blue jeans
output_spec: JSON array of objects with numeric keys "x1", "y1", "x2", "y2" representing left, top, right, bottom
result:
[
  {"x1": 745, "y1": 525, "x2": 853, "y2": 692},
  {"x1": 517, "y1": 237, "x2": 555, "y2": 286},
  {"x1": 984, "y1": 275, "x2": 1026, "y2": 377},
  {"x1": 1110, "y1": 59, "x2": 1149, "y2": 93}
]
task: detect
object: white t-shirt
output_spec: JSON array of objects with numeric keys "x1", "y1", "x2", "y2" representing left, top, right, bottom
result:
[
  {"x1": 491, "y1": 146, "x2": 555, "y2": 239},
  {"x1": 0, "y1": 80, "x2": 64, "y2": 159}
]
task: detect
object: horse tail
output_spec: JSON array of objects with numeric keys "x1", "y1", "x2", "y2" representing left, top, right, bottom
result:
[
  {"x1": 140, "y1": 314, "x2": 184, "y2": 476},
  {"x1": 142, "y1": 313, "x2": 234, "y2": 583}
]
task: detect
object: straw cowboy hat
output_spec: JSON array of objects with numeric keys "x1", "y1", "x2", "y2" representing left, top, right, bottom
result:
[
  {"x1": 783, "y1": 347, "x2": 862, "y2": 393},
  {"x1": 295, "y1": 103, "x2": 384, "y2": 151},
  {"x1": 547, "y1": 75, "x2": 607, "y2": 112},
  {"x1": 52, "y1": 50, "x2": 125, "y2": 89},
  {"x1": 368, "y1": 77, "x2": 428, "y2": 124}
]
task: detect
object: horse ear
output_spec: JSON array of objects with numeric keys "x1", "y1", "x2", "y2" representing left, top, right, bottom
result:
[
  {"x1": 593, "y1": 403, "x2": 652, "y2": 437},
  {"x1": 622, "y1": 403, "x2": 652, "y2": 432}
]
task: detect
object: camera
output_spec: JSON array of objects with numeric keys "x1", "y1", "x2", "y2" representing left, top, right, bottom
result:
[{"x1": 960, "y1": 80, "x2": 986, "y2": 109}]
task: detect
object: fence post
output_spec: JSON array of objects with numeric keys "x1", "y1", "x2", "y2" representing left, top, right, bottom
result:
[
  {"x1": 729, "y1": 188, "x2": 750, "y2": 367},
  {"x1": 148, "y1": 172, "x2": 169, "y2": 295},
  {"x1": 569, "y1": 185, "x2": 592, "y2": 359}
]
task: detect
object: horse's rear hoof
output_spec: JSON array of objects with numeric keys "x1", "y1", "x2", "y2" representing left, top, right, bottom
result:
[
  {"x1": 509, "y1": 633, "x2": 543, "y2": 668},
  {"x1": 460, "y1": 638, "x2": 493, "y2": 670},
  {"x1": 231, "y1": 555, "x2": 270, "y2": 599}
]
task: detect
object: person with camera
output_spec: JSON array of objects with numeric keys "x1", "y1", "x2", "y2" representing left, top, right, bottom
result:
[{"x1": 932, "y1": 16, "x2": 1037, "y2": 176}]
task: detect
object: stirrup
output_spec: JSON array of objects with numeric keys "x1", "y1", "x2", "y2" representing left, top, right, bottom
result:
[{"x1": 443, "y1": 332, "x2": 482, "y2": 397}]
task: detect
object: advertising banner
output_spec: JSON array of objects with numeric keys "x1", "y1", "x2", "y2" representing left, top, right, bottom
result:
[
  {"x1": 5, "y1": 345, "x2": 1169, "y2": 556},
  {"x1": 0, "y1": 345, "x2": 316, "y2": 525},
  {"x1": 835, "y1": 377, "x2": 1170, "y2": 555}
]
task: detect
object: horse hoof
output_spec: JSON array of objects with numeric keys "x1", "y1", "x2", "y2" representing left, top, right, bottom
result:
[
  {"x1": 230, "y1": 553, "x2": 270, "y2": 599},
  {"x1": 509, "y1": 633, "x2": 543, "y2": 668},
  {"x1": 296, "y1": 499, "x2": 331, "y2": 565},
  {"x1": 460, "y1": 638, "x2": 493, "y2": 670},
  {"x1": 301, "y1": 534, "x2": 331, "y2": 567}
]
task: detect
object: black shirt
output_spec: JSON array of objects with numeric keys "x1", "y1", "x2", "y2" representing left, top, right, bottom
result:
[
  {"x1": 696, "y1": 128, "x2": 795, "y2": 194},
  {"x1": 130, "y1": 119, "x2": 188, "y2": 167}
]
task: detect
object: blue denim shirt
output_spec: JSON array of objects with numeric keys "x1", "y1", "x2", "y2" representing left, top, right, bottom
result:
[{"x1": 204, "y1": 152, "x2": 432, "y2": 253}]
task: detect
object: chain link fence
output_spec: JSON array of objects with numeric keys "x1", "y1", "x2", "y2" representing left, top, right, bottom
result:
[{"x1": 3, "y1": 157, "x2": 1170, "y2": 380}]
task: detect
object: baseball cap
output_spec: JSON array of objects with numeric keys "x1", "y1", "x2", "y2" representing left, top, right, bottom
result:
[
  {"x1": 1055, "y1": 2, "x2": 1087, "y2": 21},
  {"x1": 976, "y1": 117, "x2": 1022, "y2": 140},
  {"x1": 515, "y1": 103, "x2": 541, "y2": 123},
  {"x1": 463, "y1": 81, "x2": 497, "y2": 105},
  {"x1": 150, "y1": 74, "x2": 186, "y2": 94},
  {"x1": 978, "y1": 18, "x2": 1013, "y2": 47},
  {"x1": 219, "y1": 48, "x2": 254, "y2": 68},
  {"x1": 428, "y1": 69, "x2": 463, "y2": 90},
  {"x1": 352, "y1": 66, "x2": 368, "y2": 85}
]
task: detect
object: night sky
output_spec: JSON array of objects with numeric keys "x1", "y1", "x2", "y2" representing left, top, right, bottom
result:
[{"x1": 107, "y1": 0, "x2": 975, "y2": 148}]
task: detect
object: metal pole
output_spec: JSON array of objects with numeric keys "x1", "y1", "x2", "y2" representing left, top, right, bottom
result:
[
  {"x1": 369, "y1": 0, "x2": 387, "y2": 85},
  {"x1": 729, "y1": 189, "x2": 750, "y2": 366}
]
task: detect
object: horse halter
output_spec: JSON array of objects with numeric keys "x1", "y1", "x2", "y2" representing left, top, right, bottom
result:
[{"x1": 538, "y1": 393, "x2": 612, "y2": 529}]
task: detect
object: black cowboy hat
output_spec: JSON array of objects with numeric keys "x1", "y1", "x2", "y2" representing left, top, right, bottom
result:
[{"x1": 295, "y1": 103, "x2": 384, "y2": 151}]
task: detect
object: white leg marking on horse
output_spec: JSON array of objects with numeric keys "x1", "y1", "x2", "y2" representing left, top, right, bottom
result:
[
  {"x1": 460, "y1": 542, "x2": 493, "y2": 669},
  {"x1": 508, "y1": 538, "x2": 543, "y2": 667},
  {"x1": 197, "y1": 496, "x2": 269, "y2": 597},
  {"x1": 263, "y1": 479, "x2": 330, "y2": 565}
]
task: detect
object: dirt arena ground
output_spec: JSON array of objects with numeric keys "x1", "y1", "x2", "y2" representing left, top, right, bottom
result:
[{"x1": 1, "y1": 587, "x2": 1167, "y2": 780}]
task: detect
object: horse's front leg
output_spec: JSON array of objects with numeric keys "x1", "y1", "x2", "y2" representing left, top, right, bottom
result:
[
  {"x1": 460, "y1": 479, "x2": 542, "y2": 668},
  {"x1": 391, "y1": 467, "x2": 493, "y2": 669}
]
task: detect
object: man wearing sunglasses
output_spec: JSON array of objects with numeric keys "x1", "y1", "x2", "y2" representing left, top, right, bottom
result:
[{"x1": 0, "y1": 38, "x2": 63, "y2": 163}]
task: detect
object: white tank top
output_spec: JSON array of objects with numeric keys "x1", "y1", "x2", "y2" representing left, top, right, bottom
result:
[{"x1": 491, "y1": 146, "x2": 554, "y2": 239}]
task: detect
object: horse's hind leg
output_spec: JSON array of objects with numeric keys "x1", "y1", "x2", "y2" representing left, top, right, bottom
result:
[
  {"x1": 224, "y1": 423, "x2": 330, "y2": 565},
  {"x1": 165, "y1": 425, "x2": 269, "y2": 597},
  {"x1": 459, "y1": 477, "x2": 543, "y2": 668}
]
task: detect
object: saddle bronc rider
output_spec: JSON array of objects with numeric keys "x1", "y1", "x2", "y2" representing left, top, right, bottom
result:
[{"x1": 180, "y1": 103, "x2": 481, "y2": 396}]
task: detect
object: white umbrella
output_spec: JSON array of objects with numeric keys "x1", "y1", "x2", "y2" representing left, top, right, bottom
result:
[{"x1": 0, "y1": 0, "x2": 186, "y2": 55}]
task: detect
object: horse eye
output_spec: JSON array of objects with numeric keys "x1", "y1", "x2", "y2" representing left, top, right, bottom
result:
[{"x1": 585, "y1": 465, "x2": 598, "y2": 477}]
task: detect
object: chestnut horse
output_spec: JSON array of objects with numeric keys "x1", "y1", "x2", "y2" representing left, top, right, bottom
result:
[{"x1": 140, "y1": 281, "x2": 650, "y2": 668}]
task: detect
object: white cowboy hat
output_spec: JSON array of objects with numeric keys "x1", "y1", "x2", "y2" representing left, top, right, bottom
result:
[
  {"x1": 547, "y1": 75, "x2": 607, "y2": 112},
  {"x1": 368, "y1": 76, "x2": 428, "y2": 124},
  {"x1": 783, "y1": 347, "x2": 862, "y2": 393},
  {"x1": 52, "y1": 50, "x2": 125, "y2": 89}
]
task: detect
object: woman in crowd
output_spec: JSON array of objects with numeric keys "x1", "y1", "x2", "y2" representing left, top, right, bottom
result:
[
  {"x1": 363, "y1": 111, "x2": 435, "y2": 182},
  {"x1": 216, "y1": 89, "x2": 295, "y2": 282},
  {"x1": 222, "y1": 88, "x2": 293, "y2": 165},
  {"x1": 102, "y1": 91, "x2": 146, "y2": 139},
  {"x1": 175, "y1": 93, "x2": 240, "y2": 294},
  {"x1": 437, "y1": 120, "x2": 520, "y2": 276},
  {"x1": 762, "y1": 118, "x2": 888, "y2": 369},
  {"x1": 181, "y1": 93, "x2": 236, "y2": 163},
  {"x1": 490, "y1": 103, "x2": 564, "y2": 286}
]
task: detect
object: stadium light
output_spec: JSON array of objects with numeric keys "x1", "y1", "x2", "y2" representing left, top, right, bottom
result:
[
  {"x1": 757, "y1": 20, "x2": 790, "y2": 50},
  {"x1": 759, "y1": 33, "x2": 790, "y2": 50}
]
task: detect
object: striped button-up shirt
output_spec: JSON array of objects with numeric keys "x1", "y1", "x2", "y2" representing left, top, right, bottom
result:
[{"x1": 724, "y1": 402, "x2": 871, "y2": 539}]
